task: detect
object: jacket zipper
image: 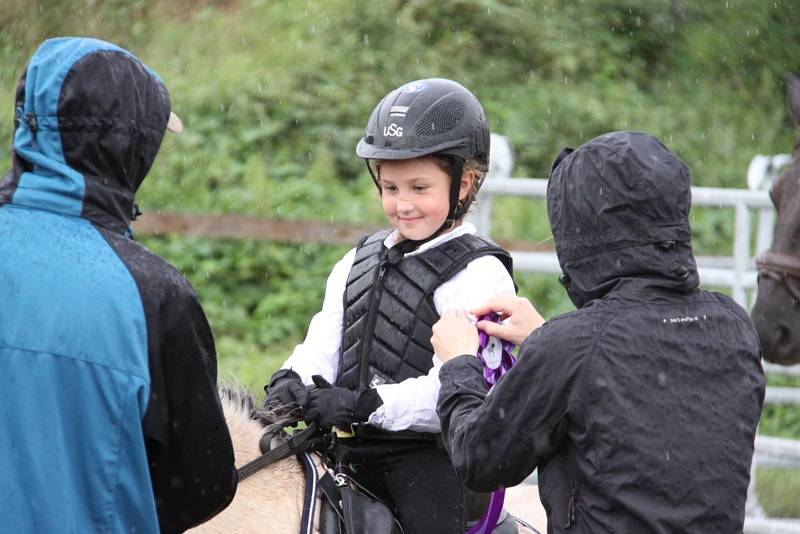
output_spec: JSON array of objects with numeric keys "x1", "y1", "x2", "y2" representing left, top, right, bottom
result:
[
  {"x1": 564, "y1": 483, "x2": 577, "y2": 529},
  {"x1": 358, "y1": 258, "x2": 388, "y2": 389}
]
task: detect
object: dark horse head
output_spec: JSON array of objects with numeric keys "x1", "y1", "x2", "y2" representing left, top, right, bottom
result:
[{"x1": 751, "y1": 73, "x2": 800, "y2": 365}]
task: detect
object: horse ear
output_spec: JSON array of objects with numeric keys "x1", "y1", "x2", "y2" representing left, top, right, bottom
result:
[{"x1": 785, "y1": 73, "x2": 800, "y2": 126}]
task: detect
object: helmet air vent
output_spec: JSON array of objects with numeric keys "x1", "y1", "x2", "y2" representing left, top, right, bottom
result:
[{"x1": 415, "y1": 98, "x2": 466, "y2": 137}]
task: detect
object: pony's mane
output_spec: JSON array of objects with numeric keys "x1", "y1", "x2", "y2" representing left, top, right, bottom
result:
[
  {"x1": 219, "y1": 383, "x2": 257, "y2": 417},
  {"x1": 217, "y1": 383, "x2": 295, "y2": 428}
]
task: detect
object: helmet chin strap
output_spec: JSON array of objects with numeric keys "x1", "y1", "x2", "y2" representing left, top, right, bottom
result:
[
  {"x1": 446, "y1": 157, "x2": 468, "y2": 223},
  {"x1": 365, "y1": 159, "x2": 380, "y2": 190}
]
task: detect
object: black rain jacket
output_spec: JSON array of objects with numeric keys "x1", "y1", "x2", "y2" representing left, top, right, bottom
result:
[{"x1": 438, "y1": 131, "x2": 765, "y2": 533}]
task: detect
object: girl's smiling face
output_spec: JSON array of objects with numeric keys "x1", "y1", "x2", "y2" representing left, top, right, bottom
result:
[{"x1": 378, "y1": 157, "x2": 473, "y2": 241}]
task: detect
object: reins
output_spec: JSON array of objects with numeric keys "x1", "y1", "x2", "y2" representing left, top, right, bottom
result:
[
  {"x1": 235, "y1": 416, "x2": 334, "y2": 534},
  {"x1": 237, "y1": 422, "x2": 327, "y2": 482}
]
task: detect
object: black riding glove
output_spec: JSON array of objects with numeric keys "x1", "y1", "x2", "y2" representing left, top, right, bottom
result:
[
  {"x1": 303, "y1": 375, "x2": 383, "y2": 430},
  {"x1": 263, "y1": 369, "x2": 310, "y2": 416}
]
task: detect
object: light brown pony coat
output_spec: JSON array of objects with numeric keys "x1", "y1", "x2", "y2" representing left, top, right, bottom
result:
[{"x1": 189, "y1": 387, "x2": 547, "y2": 533}]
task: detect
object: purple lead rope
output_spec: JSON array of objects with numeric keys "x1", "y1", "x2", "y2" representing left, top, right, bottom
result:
[{"x1": 465, "y1": 313, "x2": 517, "y2": 534}]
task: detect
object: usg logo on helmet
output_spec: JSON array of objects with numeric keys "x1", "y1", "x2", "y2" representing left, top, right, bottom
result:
[{"x1": 383, "y1": 123, "x2": 403, "y2": 137}]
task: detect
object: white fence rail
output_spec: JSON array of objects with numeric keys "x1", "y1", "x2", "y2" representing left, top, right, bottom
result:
[
  {"x1": 472, "y1": 155, "x2": 799, "y2": 531},
  {"x1": 756, "y1": 435, "x2": 800, "y2": 469},
  {"x1": 744, "y1": 518, "x2": 800, "y2": 534}
]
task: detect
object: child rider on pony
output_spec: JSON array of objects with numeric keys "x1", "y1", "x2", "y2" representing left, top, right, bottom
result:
[{"x1": 263, "y1": 78, "x2": 516, "y2": 533}]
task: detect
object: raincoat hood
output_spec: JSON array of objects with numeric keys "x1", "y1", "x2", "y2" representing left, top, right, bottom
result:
[
  {"x1": 0, "y1": 37, "x2": 173, "y2": 232},
  {"x1": 547, "y1": 131, "x2": 699, "y2": 308}
]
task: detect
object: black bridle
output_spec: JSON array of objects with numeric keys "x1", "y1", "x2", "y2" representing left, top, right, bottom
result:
[
  {"x1": 755, "y1": 250, "x2": 800, "y2": 302},
  {"x1": 755, "y1": 143, "x2": 800, "y2": 301}
]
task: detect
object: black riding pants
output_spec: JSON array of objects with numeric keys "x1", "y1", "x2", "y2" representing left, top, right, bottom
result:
[{"x1": 332, "y1": 435, "x2": 489, "y2": 534}]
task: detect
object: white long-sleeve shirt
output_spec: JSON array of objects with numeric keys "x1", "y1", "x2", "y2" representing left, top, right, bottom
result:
[{"x1": 280, "y1": 223, "x2": 515, "y2": 432}]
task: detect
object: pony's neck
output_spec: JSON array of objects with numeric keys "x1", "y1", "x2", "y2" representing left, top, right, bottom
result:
[{"x1": 187, "y1": 390, "x2": 309, "y2": 533}]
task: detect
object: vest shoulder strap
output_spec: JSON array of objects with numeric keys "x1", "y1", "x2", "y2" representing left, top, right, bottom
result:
[{"x1": 421, "y1": 233, "x2": 514, "y2": 294}]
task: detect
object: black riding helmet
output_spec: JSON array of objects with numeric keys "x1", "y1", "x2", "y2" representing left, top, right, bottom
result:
[{"x1": 356, "y1": 78, "x2": 490, "y2": 239}]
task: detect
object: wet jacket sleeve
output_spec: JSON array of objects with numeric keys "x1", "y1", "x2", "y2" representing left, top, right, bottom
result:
[
  {"x1": 437, "y1": 319, "x2": 589, "y2": 492},
  {"x1": 142, "y1": 285, "x2": 237, "y2": 533}
]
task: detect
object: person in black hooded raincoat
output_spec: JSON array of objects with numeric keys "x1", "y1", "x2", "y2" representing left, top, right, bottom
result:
[
  {"x1": 432, "y1": 131, "x2": 765, "y2": 533},
  {"x1": 0, "y1": 37, "x2": 236, "y2": 533}
]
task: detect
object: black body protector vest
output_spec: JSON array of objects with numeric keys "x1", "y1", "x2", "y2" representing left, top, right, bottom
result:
[{"x1": 336, "y1": 231, "x2": 513, "y2": 392}]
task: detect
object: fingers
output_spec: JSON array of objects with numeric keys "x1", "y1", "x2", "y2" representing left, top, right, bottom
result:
[
  {"x1": 311, "y1": 375, "x2": 332, "y2": 389},
  {"x1": 431, "y1": 308, "x2": 480, "y2": 362},
  {"x1": 437, "y1": 308, "x2": 470, "y2": 322},
  {"x1": 265, "y1": 389, "x2": 295, "y2": 409},
  {"x1": 431, "y1": 309, "x2": 471, "y2": 336},
  {"x1": 475, "y1": 319, "x2": 508, "y2": 338},
  {"x1": 471, "y1": 292, "x2": 522, "y2": 318},
  {"x1": 288, "y1": 381, "x2": 311, "y2": 407},
  {"x1": 471, "y1": 293, "x2": 546, "y2": 346},
  {"x1": 303, "y1": 389, "x2": 322, "y2": 424},
  {"x1": 475, "y1": 319, "x2": 528, "y2": 346},
  {"x1": 303, "y1": 405, "x2": 320, "y2": 425}
]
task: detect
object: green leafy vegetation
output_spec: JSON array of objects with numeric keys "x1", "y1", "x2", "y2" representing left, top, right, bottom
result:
[
  {"x1": 758, "y1": 467, "x2": 800, "y2": 517},
  {"x1": 2, "y1": 0, "x2": 799, "y2": 514},
  {"x1": 138, "y1": 235, "x2": 349, "y2": 389}
]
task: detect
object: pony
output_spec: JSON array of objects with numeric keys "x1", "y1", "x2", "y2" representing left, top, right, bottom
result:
[
  {"x1": 751, "y1": 73, "x2": 800, "y2": 365},
  {"x1": 188, "y1": 385, "x2": 547, "y2": 533}
]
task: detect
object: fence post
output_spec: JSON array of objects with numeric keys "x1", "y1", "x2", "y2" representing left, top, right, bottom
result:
[
  {"x1": 470, "y1": 194, "x2": 494, "y2": 236},
  {"x1": 470, "y1": 134, "x2": 515, "y2": 236},
  {"x1": 733, "y1": 201, "x2": 751, "y2": 307},
  {"x1": 756, "y1": 207, "x2": 775, "y2": 255}
]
